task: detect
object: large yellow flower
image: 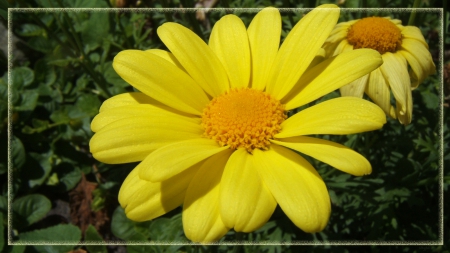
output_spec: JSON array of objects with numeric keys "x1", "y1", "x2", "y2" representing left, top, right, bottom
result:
[
  {"x1": 90, "y1": 5, "x2": 386, "y2": 242},
  {"x1": 323, "y1": 16, "x2": 436, "y2": 125}
]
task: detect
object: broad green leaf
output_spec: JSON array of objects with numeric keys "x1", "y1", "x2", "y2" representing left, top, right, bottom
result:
[
  {"x1": 18, "y1": 224, "x2": 81, "y2": 253},
  {"x1": 12, "y1": 67, "x2": 34, "y2": 89},
  {"x1": 12, "y1": 194, "x2": 51, "y2": 229},
  {"x1": 27, "y1": 151, "x2": 53, "y2": 188},
  {"x1": 111, "y1": 206, "x2": 149, "y2": 241},
  {"x1": 34, "y1": 59, "x2": 56, "y2": 85},
  {"x1": 53, "y1": 163, "x2": 82, "y2": 192},
  {"x1": 11, "y1": 136, "x2": 25, "y2": 170},
  {"x1": 85, "y1": 224, "x2": 107, "y2": 253},
  {"x1": 75, "y1": 94, "x2": 101, "y2": 117},
  {"x1": 27, "y1": 36, "x2": 55, "y2": 54},
  {"x1": 14, "y1": 90, "x2": 39, "y2": 111},
  {"x1": 81, "y1": 13, "x2": 110, "y2": 53}
]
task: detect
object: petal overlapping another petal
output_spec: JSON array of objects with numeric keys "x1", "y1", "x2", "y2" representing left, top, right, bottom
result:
[
  {"x1": 113, "y1": 50, "x2": 210, "y2": 115},
  {"x1": 157, "y1": 23, "x2": 229, "y2": 97},
  {"x1": 283, "y1": 49, "x2": 382, "y2": 110},
  {"x1": 209, "y1": 15, "x2": 251, "y2": 89},
  {"x1": 138, "y1": 138, "x2": 229, "y2": 182},
  {"x1": 118, "y1": 162, "x2": 200, "y2": 221},
  {"x1": 277, "y1": 97, "x2": 386, "y2": 138},
  {"x1": 266, "y1": 4, "x2": 339, "y2": 100},
  {"x1": 247, "y1": 7, "x2": 281, "y2": 91},
  {"x1": 272, "y1": 136, "x2": 371, "y2": 176},
  {"x1": 253, "y1": 145, "x2": 330, "y2": 232},
  {"x1": 183, "y1": 150, "x2": 233, "y2": 242},
  {"x1": 219, "y1": 149, "x2": 277, "y2": 232}
]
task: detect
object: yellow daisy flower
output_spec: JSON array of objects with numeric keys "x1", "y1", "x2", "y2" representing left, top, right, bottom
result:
[
  {"x1": 323, "y1": 16, "x2": 436, "y2": 125},
  {"x1": 90, "y1": 5, "x2": 386, "y2": 242}
]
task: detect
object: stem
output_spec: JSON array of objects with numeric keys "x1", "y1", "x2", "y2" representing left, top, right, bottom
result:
[{"x1": 408, "y1": 0, "x2": 421, "y2": 26}]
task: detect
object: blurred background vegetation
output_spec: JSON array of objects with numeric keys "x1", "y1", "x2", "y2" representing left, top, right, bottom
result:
[{"x1": 0, "y1": 0, "x2": 447, "y2": 252}]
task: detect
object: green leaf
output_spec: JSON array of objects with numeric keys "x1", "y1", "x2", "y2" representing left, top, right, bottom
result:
[
  {"x1": 85, "y1": 225, "x2": 107, "y2": 253},
  {"x1": 27, "y1": 151, "x2": 53, "y2": 188},
  {"x1": 53, "y1": 163, "x2": 82, "y2": 192},
  {"x1": 111, "y1": 206, "x2": 149, "y2": 241},
  {"x1": 421, "y1": 89, "x2": 439, "y2": 109},
  {"x1": 81, "y1": 13, "x2": 110, "y2": 53},
  {"x1": 18, "y1": 224, "x2": 81, "y2": 253},
  {"x1": 12, "y1": 67, "x2": 34, "y2": 89},
  {"x1": 64, "y1": 0, "x2": 108, "y2": 7},
  {"x1": 12, "y1": 194, "x2": 51, "y2": 229},
  {"x1": 11, "y1": 136, "x2": 25, "y2": 170},
  {"x1": 103, "y1": 61, "x2": 127, "y2": 88},
  {"x1": 35, "y1": 59, "x2": 56, "y2": 86},
  {"x1": 16, "y1": 24, "x2": 46, "y2": 37},
  {"x1": 27, "y1": 36, "x2": 55, "y2": 54},
  {"x1": 76, "y1": 94, "x2": 101, "y2": 117},
  {"x1": 14, "y1": 90, "x2": 39, "y2": 111}
]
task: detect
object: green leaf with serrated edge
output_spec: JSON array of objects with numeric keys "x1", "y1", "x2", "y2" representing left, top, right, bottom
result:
[
  {"x1": 12, "y1": 67, "x2": 34, "y2": 89},
  {"x1": 11, "y1": 136, "x2": 25, "y2": 169},
  {"x1": 18, "y1": 224, "x2": 81, "y2": 253},
  {"x1": 14, "y1": 90, "x2": 39, "y2": 111},
  {"x1": 12, "y1": 194, "x2": 51, "y2": 229},
  {"x1": 111, "y1": 206, "x2": 149, "y2": 241},
  {"x1": 85, "y1": 224, "x2": 107, "y2": 253}
]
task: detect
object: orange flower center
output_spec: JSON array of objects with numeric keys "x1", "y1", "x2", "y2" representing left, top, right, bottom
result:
[
  {"x1": 347, "y1": 17, "x2": 402, "y2": 54},
  {"x1": 201, "y1": 88, "x2": 286, "y2": 152}
]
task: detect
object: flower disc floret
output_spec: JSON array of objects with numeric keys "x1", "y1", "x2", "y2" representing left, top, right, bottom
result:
[
  {"x1": 201, "y1": 88, "x2": 286, "y2": 152},
  {"x1": 347, "y1": 17, "x2": 402, "y2": 54}
]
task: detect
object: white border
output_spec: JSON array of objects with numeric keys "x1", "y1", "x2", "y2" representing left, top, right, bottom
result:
[{"x1": 7, "y1": 7, "x2": 444, "y2": 247}]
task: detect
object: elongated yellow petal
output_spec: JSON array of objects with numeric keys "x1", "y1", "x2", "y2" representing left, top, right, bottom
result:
[
  {"x1": 398, "y1": 49, "x2": 424, "y2": 89},
  {"x1": 401, "y1": 26, "x2": 428, "y2": 49},
  {"x1": 253, "y1": 145, "x2": 330, "y2": 232},
  {"x1": 157, "y1": 23, "x2": 229, "y2": 97},
  {"x1": 91, "y1": 104, "x2": 200, "y2": 132},
  {"x1": 339, "y1": 74, "x2": 368, "y2": 98},
  {"x1": 113, "y1": 50, "x2": 210, "y2": 115},
  {"x1": 118, "y1": 162, "x2": 200, "y2": 221},
  {"x1": 138, "y1": 138, "x2": 229, "y2": 182},
  {"x1": 365, "y1": 69, "x2": 395, "y2": 118},
  {"x1": 183, "y1": 150, "x2": 233, "y2": 242},
  {"x1": 209, "y1": 15, "x2": 250, "y2": 89},
  {"x1": 283, "y1": 49, "x2": 382, "y2": 110},
  {"x1": 90, "y1": 116, "x2": 203, "y2": 164},
  {"x1": 272, "y1": 136, "x2": 371, "y2": 176},
  {"x1": 400, "y1": 38, "x2": 436, "y2": 84},
  {"x1": 219, "y1": 149, "x2": 276, "y2": 232},
  {"x1": 380, "y1": 52, "x2": 409, "y2": 115},
  {"x1": 396, "y1": 83, "x2": 413, "y2": 125},
  {"x1": 145, "y1": 49, "x2": 186, "y2": 71},
  {"x1": 99, "y1": 92, "x2": 159, "y2": 113},
  {"x1": 266, "y1": 4, "x2": 339, "y2": 99},
  {"x1": 277, "y1": 97, "x2": 386, "y2": 138},
  {"x1": 247, "y1": 7, "x2": 281, "y2": 90}
]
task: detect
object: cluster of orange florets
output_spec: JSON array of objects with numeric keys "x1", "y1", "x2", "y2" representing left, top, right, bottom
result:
[
  {"x1": 201, "y1": 88, "x2": 286, "y2": 153},
  {"x1": 347, "y1": 17, "x2": 403, "y2": 54}
]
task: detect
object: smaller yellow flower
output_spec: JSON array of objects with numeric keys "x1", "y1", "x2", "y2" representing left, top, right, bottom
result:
[{"x1": 323, "y1": 16, "x2": 436, "y2": 125}]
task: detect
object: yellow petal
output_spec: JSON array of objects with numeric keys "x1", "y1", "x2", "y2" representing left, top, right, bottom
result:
[
  {"x1": 400, "y1": 38, "x2": 436, "y2": 86},
  {"x1": 183, "y1": 150, "x2": 233, "y2": 242},
  {"x1": 266, "y1": 4, "x2": 339, "y2": 100},
  {"x1": 272, "y1": 136, "x2": 371, "y2": 176},
  {"x1": 113, "y1": 50, "x2": 210, "y2": 115},
  {"x1": 91, "y1": 104, "x2": 200, "y2": 132},
  {"x1": 283, "y1": 49, "x2": 382, "y2": 110},
  {"x1": 365, "y1": 68, "x2": 395, "y2": 117},
  {"x1": 219, "y1": 149, "x2": 276, "y2": 232},
  {"x1": 398, "y1": 49, "x2": 424, "y2": 89},
  {"x1": 99, "y1": 92, "x2": 159, "y2": 113},
  {"x1": 253, "y1": 145, "x2": 330, "y2": 232},
  {"x1": 209, "y1": 15, "x2": 250, "y2": 89},
  {"x1": 396, "y1": 84, "x2": 413, "y2": 125},
  {"x1": 90, "y1": 116, "x2": 203, "y2": 164},
  {"x1": 401, "y1": 26, "x2": 428, "y2": 49},
  {"x1": 145, "y1": 49, "x2": 186, "y2": 71},
  {"x1": 157, "y1": 22, "x2": 229, "y2": 97},
  {"x1": 379, "y1": 52, "x2": 409, "y2": 115},
  {"x1": 339, "y1": 74, "x2": 369, "y2": 98},
  {"x1": 277, "y1": 97, "x2": 386, "y2": 138},
  {"x1": 138, "y1": 138, "x2": 229, "y2": 182},
  {"x1": 118, "y1": 162, "x2": 200, "y2": 221},
  {"x1": 247, "y1": 7, "x2": 281, "y2": 90}
]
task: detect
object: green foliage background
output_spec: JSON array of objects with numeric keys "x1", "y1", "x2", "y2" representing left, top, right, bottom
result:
[{"x1": 1, "y1": 0, "x2": 447, "y2": 252}]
